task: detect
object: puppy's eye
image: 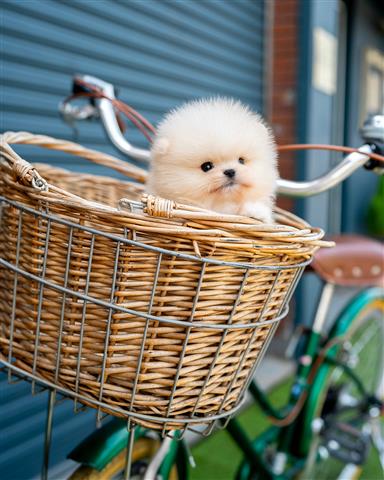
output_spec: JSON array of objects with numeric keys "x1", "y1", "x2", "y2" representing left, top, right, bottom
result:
[
  {"x1": 201, "y1": 161, "x2": 214, "y2": 172},
  {"x1": 238, "y1": 157, "x2": 245, "y2": 165}
]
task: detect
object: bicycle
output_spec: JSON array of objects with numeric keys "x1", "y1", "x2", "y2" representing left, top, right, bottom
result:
[
  {"x1": 1, "y1": 75, "x2": 383, "y2": 480},
  {"x1": 62, "y1": 76, "x2": 384, "y2": 480}
]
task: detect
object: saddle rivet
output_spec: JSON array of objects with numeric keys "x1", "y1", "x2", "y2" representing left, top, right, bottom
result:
[
  {"x1": 352, "y1": 266, "x2": 362, "y2": 277},
  {"x1": 334, "y1": 268, "x2": 343, "y2": 277},
  {"x1": 370, "y1": 265, "x2": 381, "y2": 275}
]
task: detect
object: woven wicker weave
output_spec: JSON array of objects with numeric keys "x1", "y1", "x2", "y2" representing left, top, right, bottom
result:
[{"x1": 0, "y1": 132, "x2": 330, "y2": 431}]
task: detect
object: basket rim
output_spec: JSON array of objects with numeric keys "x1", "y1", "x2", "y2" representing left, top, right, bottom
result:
[
  {"x1": 0, "y1": 195, "x2": 312, "y2": 271},
  {"x1": 0, "y1": 164, "x2": 330, "y2": 252}
]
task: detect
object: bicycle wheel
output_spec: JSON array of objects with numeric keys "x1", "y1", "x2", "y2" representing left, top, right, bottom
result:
[
  {"x1": 300, "y1": 290, "x2": 384, "y2": 480},
  {"x1": 69, "y1": 437, "x2": 180, "y2": 480}
]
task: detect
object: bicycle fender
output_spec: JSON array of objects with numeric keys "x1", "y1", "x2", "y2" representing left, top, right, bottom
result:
[
  {"x1": 329, "y1": 287, "x2": 384, "y2": 339},
  {"x1": 68, "y1": 418, "x2": 143, "y2": 471}
]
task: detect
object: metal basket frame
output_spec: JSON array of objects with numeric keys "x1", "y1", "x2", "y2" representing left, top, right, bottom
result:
[{"x1": 0, "y1": 195, "x2": 309, "y2": 436}]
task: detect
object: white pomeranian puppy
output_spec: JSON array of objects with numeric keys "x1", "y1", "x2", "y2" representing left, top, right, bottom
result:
[{"x1": 147, "y1": 98, "x2": 278, "y2": 223}]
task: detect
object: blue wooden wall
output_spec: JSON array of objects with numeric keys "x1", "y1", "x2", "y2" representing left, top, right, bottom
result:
[
  {"x1": 0, "y1": 1, "x2": 266, "y2": 478},
  {"x1": 1, "y1": 0, "x2": 266, "y2": 169}
]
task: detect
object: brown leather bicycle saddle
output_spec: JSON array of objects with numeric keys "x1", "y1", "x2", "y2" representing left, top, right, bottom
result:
[{"x1": 312, "y1": 235, "x2": 384, "y2": 287}]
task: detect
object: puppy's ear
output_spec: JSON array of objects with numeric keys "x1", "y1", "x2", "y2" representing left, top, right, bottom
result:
[{"x1": 152, "y1": 137, "x2": 170, "y2": 157}]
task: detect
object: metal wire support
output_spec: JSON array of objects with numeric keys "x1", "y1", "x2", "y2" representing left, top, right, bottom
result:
[
  {"x1": 42, "y1": 389, "x2": 56, "y2": 480},
  {"x1": 123, "y1": 422, "x2": 136, "y2": 480}
]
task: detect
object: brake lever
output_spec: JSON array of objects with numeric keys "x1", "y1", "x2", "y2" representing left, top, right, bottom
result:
[
  {"x1": 363, "y1": 144, "x2": 384, "y2": 174},
  {"x1": 361, "y1": 115, "x2": 384, "y2": 175},
  {"x1": 58, "y1": 101, "x2": 99, "y2": 138}
]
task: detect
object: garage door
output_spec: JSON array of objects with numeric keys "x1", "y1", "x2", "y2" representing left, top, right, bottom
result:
[{"x1": 0, "y1": 1, "x2": 266, "y2": 477}]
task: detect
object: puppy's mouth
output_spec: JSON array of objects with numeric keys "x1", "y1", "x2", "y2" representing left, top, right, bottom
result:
[
  {"x1": 211, "y1": 180, "x2": 251, "y2": 194},
  {"x1": 211, "y1": 181, "x2": 236, "y2": 193}
]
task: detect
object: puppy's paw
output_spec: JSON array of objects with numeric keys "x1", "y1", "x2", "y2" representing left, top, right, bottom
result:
[{"x1": 241, "y1": 202, "x2": 274, "y2": 223}]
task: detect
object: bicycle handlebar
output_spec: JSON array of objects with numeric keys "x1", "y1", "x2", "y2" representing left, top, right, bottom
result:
[
  {"x1": 59, "y1": 75, "x2": 384, "y2": 198},
  {"x1": 276, "y1": 145, "x2": 374, "y2": 197}
]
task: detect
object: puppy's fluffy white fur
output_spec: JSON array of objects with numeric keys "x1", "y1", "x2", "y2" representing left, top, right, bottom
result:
[{"x1": 147, "y1": 98, "x2": 278, "y2": 223}]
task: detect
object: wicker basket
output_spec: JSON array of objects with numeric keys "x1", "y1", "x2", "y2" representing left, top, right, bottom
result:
[{"x1": 0, "y1": 132, "x2": 330, "y2": 432}]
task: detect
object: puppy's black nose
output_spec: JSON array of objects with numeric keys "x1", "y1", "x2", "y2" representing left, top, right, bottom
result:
[{"x1": 223, "y1": 169, "x2": 236, "y2": 178}]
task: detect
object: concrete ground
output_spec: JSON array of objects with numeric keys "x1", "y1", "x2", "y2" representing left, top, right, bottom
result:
[{"x1": 254, "y1": 354, "x2": 295, "y2": 391}]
